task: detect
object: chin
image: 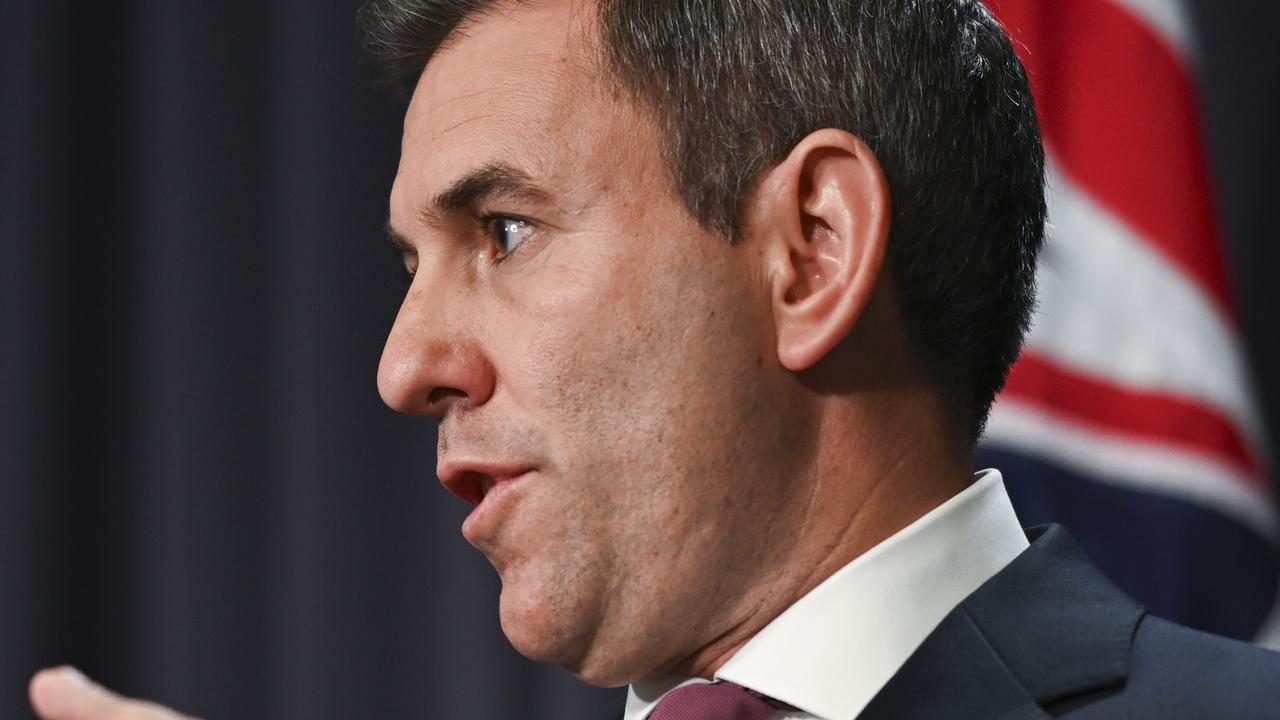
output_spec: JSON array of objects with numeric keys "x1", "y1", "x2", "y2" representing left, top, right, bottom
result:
[
  {"x1": 498, "y1": 583, "x2": 588, "y2": 661},
  {"x1": 497, "y1": 585, "x2": 637, "y2": 688}
]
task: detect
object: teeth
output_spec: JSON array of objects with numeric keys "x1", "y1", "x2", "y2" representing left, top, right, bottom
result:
[{"x1": 479, "y1": 476, "x2": 496, "y2": 498}]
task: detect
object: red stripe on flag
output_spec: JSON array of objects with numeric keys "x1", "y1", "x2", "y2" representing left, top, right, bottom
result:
[
  {"x1": 1001, "y1": 352, "x2": 1265, "y2": 487},
  {"x1": 987, "y1": 0, "x2": 1235, "y2": 315}
]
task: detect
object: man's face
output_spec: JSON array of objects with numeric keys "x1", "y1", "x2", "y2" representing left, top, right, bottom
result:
[{"x1": 379, "y1": 1, "x2": 813, "y2": 685}]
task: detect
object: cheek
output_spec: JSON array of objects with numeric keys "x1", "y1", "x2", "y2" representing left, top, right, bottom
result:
[
  {"x1": 484, "y1": 222, "x2": 776, "y2": 532},
  {"x1": 492, "y1": 236, "x2": 676, "y2": 433},
  {"x1": 519, "y1": 250, "x2": 766, "y2": 492},
  {"x1": 523, "y1": 286, "x2": 671, "y2": 466}
]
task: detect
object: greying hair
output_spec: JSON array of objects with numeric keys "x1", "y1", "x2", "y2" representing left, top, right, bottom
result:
[{"x1": 358, "y1": 0, "x2": 1046, "y2": 442}]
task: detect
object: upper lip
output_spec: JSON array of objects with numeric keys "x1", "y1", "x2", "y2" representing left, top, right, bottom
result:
[{"x1": 437, "y1": 460, "x2": 534, "y2": 505}]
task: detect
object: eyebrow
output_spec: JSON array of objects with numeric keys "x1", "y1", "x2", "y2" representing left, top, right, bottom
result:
[
  {"x1": 386, "y1": 162, "x2": 551, "y2": 259},
  {"x1": 417, "y1": 162, "x2": 551, "y2": 226}
]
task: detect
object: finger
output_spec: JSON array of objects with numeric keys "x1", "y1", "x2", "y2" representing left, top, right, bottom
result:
[{"x1": 30, "y1": 666, "x2": 196, "y2": 720}]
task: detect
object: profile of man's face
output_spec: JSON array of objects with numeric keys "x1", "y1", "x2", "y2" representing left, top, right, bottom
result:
[{"x1": 377, "y1": 0, "x2": 817, "y2": 687}]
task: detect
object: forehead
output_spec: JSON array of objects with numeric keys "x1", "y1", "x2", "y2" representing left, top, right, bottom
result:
[{"x1": 394, "y1": 1, "x2": 616, "y2": 211}]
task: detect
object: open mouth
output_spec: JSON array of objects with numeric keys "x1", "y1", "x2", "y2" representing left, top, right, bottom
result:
[
  {"x1": 442, "y1": 467, "x2": 532, "y2": 506},
  {"x1": 452, "y1": 471, "x2": 489, "y2": 505}
]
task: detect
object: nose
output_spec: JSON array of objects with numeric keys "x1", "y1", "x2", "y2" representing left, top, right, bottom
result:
[{"x1": 378, "y1": 286, "x2": 496, "y2": 418}]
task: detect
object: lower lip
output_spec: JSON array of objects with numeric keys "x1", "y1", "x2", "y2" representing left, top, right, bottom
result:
[{"x1": 461, "y1": 470, "x2": 534, "y2": 542}]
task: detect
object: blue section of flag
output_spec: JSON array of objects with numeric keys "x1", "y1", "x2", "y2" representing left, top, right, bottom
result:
[{"x1": 977, "y1": 446, "x2": 1278, "y2": 640}]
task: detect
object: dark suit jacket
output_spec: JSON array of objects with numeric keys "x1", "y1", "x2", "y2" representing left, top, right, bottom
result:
[
  {"x1": 616, "y1": 524, "x2": 1280, "y2": 719},
  {"x1": 859, "y1": 524, "x2": 1280, "y2": 719}
]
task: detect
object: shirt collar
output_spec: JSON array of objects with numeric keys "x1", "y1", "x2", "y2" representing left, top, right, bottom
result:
[{"x1": 624, "y1": 470, "x2": 1028, "y2": 720}]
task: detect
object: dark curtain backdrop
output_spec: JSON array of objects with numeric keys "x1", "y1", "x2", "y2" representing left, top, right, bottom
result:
[{"x1": 1, "y1": 2, "x2": 1276, "y2": 719}]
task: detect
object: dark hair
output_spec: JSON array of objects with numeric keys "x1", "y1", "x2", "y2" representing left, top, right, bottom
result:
[{"x1": 358, "y1": 0, "x2": 1046, "y2": 442}]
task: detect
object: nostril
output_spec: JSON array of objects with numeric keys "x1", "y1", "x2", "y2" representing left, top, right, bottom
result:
[
  {"x1": 427, "y1": 386, "x2": 468, "y2": 408},
  {"x1": 378, "y1": 341, "x2": 494, "y2": 416}
]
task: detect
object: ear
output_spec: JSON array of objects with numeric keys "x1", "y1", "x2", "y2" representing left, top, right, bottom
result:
[{"x1": 749, "y1": 129, "x2": 891, "y2": 372}]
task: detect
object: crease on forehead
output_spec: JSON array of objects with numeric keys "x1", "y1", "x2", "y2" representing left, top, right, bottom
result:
[
  {"x1": 398, "y1": 0, "x2": 618, "y2": 204},
  {"x1": 414, "y1": 11, "x2": 600, "y2": 147}
]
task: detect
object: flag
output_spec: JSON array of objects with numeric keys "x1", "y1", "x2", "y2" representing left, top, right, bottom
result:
[{"x1": 977, "y1": 0, "x2": 1279, "y2": 643}]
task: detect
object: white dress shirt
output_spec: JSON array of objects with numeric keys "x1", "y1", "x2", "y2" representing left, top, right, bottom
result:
[{"x1": 623, "y1": 469, "x2": 1029, "y2": 720}]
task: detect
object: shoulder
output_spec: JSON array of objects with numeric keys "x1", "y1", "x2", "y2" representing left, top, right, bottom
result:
[
  {"x1": 1057, "y1": 615, "x2": 1280, "y2": 718},
  {"x1": 958, "y1": 524, "x2": 1280, "y2": 717},
  {"x1": 1132, "y1": 616, "x2": 1280, "y2": 696}
]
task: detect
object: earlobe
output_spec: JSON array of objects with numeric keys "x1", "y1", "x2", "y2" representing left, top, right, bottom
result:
[{"x1": 760, "y1": 129, "x2": 891, "y2": 372}]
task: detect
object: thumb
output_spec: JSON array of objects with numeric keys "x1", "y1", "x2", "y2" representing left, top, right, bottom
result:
[{"x1": 30, "y1": 666, "x2": 197, "y2": 720}]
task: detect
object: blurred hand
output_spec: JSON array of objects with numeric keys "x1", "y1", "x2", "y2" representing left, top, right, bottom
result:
[{"x1": 30, "y1": 666, "x2": 198, "y2": 720}]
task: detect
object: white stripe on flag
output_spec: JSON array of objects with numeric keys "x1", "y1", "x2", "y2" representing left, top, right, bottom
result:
[{"x1": 1023, "y1": 156, "x2": 1269, "y2": 464}]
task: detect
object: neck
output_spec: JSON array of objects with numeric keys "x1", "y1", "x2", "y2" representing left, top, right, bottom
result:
[{"x1": 668, "y1": 384, "x2": 973, "y2": 680}]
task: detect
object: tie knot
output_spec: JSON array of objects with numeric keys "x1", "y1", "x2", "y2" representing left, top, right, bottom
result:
[{"x1": 649, "y1": 680, "x2": 778, "y2": 720}]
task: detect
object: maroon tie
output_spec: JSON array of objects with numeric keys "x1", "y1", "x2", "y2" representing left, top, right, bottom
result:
[{"x1": 649, "y1": 680, "x2": 778, "y2": 720}]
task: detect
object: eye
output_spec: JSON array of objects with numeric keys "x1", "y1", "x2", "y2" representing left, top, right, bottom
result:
[
  {"x1": 488, "y1": 216, "x2": 536, "y2": 258},
  {"x1": 392, "y1": 246, "x2": 417, "y2": 285},
  {"x1": 400, "y1": 259, "x2": 417, "y2": 286}
]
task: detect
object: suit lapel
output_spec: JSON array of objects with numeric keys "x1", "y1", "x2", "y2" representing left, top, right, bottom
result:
[
  {"x1": 962, "y1": 524, "x2": 1145, "y2": 705},
  {"x1": 861, "y1": 524, "x2": 1145, "y2": 718},
  {"x1": 858, "y1": 605, "x2": 1047, "y2": 719}
]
